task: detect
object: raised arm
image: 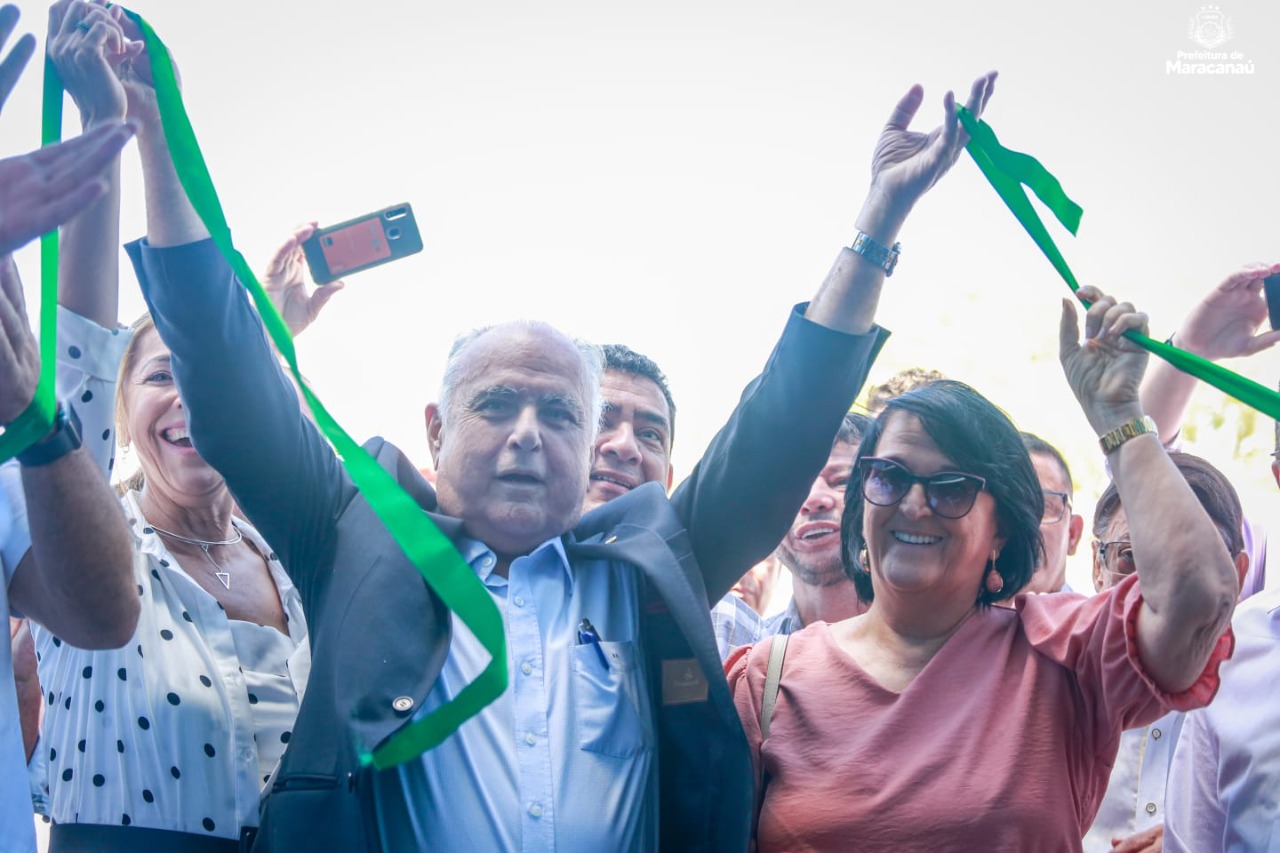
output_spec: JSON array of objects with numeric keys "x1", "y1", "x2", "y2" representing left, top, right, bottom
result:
[
  {"x1": 1, "y1": 256, "x2": 137, "y2": 647},
  {"x1": 46, "y1": 0, "x2": 137, "y2": 327},
  {"x1": 805, "y1": 72, "x2": 997, "y2": 334},
  {"x1": 677, "y1": 73, "x2": 997, "y2": 601},
  {"x1": 118, "y1": 23, "x2": 349, "y2": 595},
  {"x1": 1139, "y1": 262, "x2": 1280, "y2": 444},
  {"x1": 1060, "y1": 286, "x2": 1237, "y2": 692}
]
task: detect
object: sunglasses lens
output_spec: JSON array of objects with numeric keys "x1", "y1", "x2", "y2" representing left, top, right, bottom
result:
[
  {"x1": 927, "y1": 475, "x2": 981, "y2": 519},
  {"x1": 863, "y1": 460, "x2": 910, "y2": 506}
]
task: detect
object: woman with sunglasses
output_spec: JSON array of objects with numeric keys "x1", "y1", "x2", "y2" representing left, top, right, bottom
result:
[{"x1": 728, "y1": 287, "x2": 1239, "y2": 851}]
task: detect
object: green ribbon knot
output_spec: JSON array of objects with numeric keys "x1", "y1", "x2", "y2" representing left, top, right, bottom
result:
[{"x1": 958, "y1": 105, "x2": 1280, "y2": 421}]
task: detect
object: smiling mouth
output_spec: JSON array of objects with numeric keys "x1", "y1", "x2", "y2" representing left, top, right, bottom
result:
[
  {"x1": 161, "y1": 427, "x2": 193, "y2": 448},
  {"x1": 891, "y1": 531, "x2": 943, "y2": 545},
  {"x1": 590, "y1": 473, "x2": 635, "y2": 491}
]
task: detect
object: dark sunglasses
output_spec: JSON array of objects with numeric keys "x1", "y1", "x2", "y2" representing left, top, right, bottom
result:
[{"x1": 858, "y1": 457, "x2": 987, "y2": 520}]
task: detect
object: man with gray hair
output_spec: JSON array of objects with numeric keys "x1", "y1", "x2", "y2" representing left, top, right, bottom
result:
[{"x1": 131, "y1": 67, "x2": 995, "y2": 851}]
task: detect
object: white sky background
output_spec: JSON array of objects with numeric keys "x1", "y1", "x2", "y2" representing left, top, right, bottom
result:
[{"x1": 2, "y1": 0, "x2": 1278, "y2": 593}]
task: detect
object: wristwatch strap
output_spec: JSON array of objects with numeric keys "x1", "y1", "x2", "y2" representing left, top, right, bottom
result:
[{"x1": 17, "y1": 403, "x2": 83, "y2": 467}]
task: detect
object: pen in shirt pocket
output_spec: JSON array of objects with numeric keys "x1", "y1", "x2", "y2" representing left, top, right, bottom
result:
[{"x1": 577, "y1": 618, "x2": 610, "y2": 671}]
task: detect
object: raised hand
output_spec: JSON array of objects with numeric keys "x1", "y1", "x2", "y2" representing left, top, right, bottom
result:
[
  {"x1": 868, "y1": 71, "x2": 997, "y2": 216},
  {"x1": 261, "y1": 224, "x2": 344, "y2": 337},
  {"x1": 46, "y1": 0, "x2": 140, "y2": 127},
  {"x1": 0, "y1": 255, "x2": 39, "y2": 424},
  {"x1": 0, "y1": 4, "x2": 36, "y2": 114},
  {"x1": 110, "y1": 3, "x2": 176, "y2": 131},
  {"x1": 0, "y1": 122, "x2": 135, "y2": 255},
  {"x1": 1171, "y1": 262, "x2": 1280, "y2": 361},
  {"x1": 1059, "y1": 285, "x2": 1150, "y2": 435}
]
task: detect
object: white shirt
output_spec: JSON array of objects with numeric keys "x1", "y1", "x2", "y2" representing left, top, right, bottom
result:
[
  {"x1": 1165, "y1": 586, "x2": 1280, "y2": 852},
  {"x1": 31, "y1": 495, "x2": 310, "y2": 838},
  {"x1": 1083, "y1": 711, "x2": 1182, "y2": 850},
  {"x1": 28, "y1": 309, "x2": 311, "y2": 839},
  {"x1": 1, "y1": 461, "x2": 35, "y2": 853}
]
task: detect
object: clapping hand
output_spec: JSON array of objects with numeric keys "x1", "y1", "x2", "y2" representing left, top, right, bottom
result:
[{"x1": 0, "y1": 255, "x2": 39, "y2": 425}]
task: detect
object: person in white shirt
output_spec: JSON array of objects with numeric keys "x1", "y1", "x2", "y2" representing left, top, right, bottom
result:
[
  {"x1": 1084, "y1": 452, "x2": 1249, "y2": 853},
  {"x1": 1164, "y1": 585, "x2": 1280, "y2": 852}
]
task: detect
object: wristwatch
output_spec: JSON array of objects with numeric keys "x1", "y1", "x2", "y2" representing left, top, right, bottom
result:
[
  {"x1": 17, "y1": 403, "x2": 83, "y2": 467},
  {"x1": 1098, "y1": 415, "x2": 1157, "y2": 455},
  {"x1": 850, "y1": 231, "x2": 901, "y2": 277}
]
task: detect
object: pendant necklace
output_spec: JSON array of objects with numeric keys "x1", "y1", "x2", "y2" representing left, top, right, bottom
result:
[{"x1": 150, "y1": 523, "x2": 243, "y2": 590}]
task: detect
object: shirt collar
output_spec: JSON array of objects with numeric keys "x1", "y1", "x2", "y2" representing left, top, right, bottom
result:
[{"x1": 457, "y1": 534, "x2": 575, "y2": 592}]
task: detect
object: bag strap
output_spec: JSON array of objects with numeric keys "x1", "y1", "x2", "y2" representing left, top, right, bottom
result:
[{"x1": 759, "y1": 633, "x2": 790, "y2": 738}]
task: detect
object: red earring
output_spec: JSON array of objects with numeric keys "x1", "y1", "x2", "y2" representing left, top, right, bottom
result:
[{"x1": 984, "y1": 551, "x2": 1004, "y2": 595}]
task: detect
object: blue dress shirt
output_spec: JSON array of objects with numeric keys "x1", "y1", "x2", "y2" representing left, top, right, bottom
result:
[{"x1": 374, "y1": 535, "x2": 656, "y2": 851}]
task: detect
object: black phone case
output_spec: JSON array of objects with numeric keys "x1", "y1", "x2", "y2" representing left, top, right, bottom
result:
[
  {"x1": 1265, "y1": 273, "x2": 1280, "y2": 332},
  {"x1": 302, "y1": 203, "x2": 423, "y2": 284}
]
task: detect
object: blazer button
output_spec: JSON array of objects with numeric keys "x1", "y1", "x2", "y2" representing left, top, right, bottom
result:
[{"x1": 392, "y1": 696, "x2": 415, "y2": 714}]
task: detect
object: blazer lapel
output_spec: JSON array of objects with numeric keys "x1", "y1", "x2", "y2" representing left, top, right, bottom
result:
[{"x1": 565, "y1": 523, "x2": 739, "y2": 728}]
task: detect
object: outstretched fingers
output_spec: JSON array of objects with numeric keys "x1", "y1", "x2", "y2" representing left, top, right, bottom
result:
[
  {"x1": 883, "y1": 83, "x2": 924, "y2": 134},
  {"x1": 36, "y1": 120, "x2": 134, "y2": 184},
  {"x1": 0, "y1": 4, "x2": 34, "y2": 113}
]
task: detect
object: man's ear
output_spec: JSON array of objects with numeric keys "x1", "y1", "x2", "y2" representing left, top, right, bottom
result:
[
  {"x1": 1235, "y1": 550, "x2": 1251, "y2": 593},
  {"x1": 1272, "y1": 459, "x2": 1280, "y2": 490},
  {"x1": 425, "y1": 403, "x2": 444, "y2": 466},
  {"x1": 1066, "y1": 513, "x2": 1085, "y2": 556}
]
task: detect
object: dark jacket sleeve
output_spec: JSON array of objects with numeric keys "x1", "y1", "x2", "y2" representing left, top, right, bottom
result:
[
  {"x1": 126, "y1": 237, "x2": 349, "y2": 610},
  {"x1": 670, "y1": 304, "x2": 888, "y2": 602}
]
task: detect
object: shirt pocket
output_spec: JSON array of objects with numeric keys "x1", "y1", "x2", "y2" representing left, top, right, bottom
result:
[{"x1": 572, "y1": 640, "x2": 653, "y2": 758}]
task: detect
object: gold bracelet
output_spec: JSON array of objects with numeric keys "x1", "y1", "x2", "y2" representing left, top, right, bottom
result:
[{"x1": 1098, "y1": 415, "x2": 1158, "y2": 455}]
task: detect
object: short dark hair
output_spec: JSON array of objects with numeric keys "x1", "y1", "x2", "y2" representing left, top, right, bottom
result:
[
  {"x1": 1021, "y1": 431, "x2": 1074, "y2": 496},
  {"x1": 600, "y1": 344, "x2": 677, "y2": 449},
  {"x1": 841, "y1": 380, "x2": 1044, "y2": 607},
  {"x1": 1092, "y1": 451, "x2": 1244, "y2": 554},
  {"x1": 836, "y1": 411, "x2": 872, "y2": 448}
]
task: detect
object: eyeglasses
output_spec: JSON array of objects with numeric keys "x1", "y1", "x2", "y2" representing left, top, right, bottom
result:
[
  {"x1": 1097, "y1": 539, "x2": 1135, "y2": 578},
  {"x1": 858, "y1": 457, "x2": 987, "y2": 520},
  {"x1": 1041, "y1": 490, "x2": 1071, "y2": 524}
]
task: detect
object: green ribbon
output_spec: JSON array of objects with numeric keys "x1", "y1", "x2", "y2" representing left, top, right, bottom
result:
[
  {"x1": 957, "y1": 106, "x2": 1280, "y2": 421},
  {"x1": 39, "y1": 9, "x2": 506, "y2": 768},
  {"x1": 0, "y1": 60, "x2": 64, "y2": 463}
]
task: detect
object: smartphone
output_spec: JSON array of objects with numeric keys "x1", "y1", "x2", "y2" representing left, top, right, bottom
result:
[
  {"x1": 1265, "y1": 273, "x2": 1280, "y2": 331},
  {"x1": 302, "y1": 203, "x2": 423, "y2": 284}
]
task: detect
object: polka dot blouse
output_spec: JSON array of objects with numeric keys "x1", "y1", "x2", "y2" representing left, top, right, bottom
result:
[{"x1": 29, "y1": 310, "x2": 312, "y2": 838}]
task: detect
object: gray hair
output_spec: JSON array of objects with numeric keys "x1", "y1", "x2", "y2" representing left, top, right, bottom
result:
[{"x1": 437, "y1": 320, "x2": 605, "y2": 441}]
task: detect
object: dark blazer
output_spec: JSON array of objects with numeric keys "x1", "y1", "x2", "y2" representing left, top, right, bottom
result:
[{"x1": 130, "y1": 238, "x2": 886, "y2": 852}]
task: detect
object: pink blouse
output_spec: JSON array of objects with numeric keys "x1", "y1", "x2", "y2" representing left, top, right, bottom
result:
[{"x1": 726, "y1": 576, "x2": 1233, "y2": 852}]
